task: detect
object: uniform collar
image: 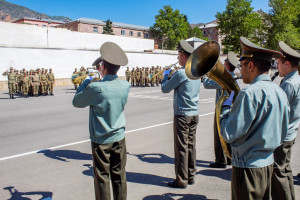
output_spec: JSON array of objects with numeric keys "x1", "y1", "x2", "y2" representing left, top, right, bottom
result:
[
  {"x1": 251, "y1": 74, "x2": 271, "y2": 84},
  {"x1": 281, "y1": 71, "x2": 298, "y2": 83},
  {"x1": 102, "y1": 75, "x2": 118, "y2": 81}
]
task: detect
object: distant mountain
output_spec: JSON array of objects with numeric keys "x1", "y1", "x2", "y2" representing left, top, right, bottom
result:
[{"x1": 0, "y1": 0, "x2": 72, "y2": 22}]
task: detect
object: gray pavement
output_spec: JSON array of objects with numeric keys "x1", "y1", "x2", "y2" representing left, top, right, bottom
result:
[{"x1": 0, "y1": 78, "x2": 299, "y2": 200}]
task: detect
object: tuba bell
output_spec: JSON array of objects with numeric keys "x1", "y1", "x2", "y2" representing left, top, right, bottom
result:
[{"x1": 185, "y1": 41, "x2": 240, "y2": 159}]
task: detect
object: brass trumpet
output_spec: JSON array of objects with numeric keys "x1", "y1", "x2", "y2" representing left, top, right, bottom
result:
[
  {"x1": 150, "y1": 62, "x2": 178, "y2": 81},
  {"x1": 185, "y1": 41, "x2": 240, "y2": 159},
  {"x1": 72, "y1": 72, "x2": 101, "y2": 85}
]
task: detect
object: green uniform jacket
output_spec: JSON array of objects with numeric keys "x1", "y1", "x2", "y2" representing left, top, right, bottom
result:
[{"x1": 73, "y1": 75, "x2": 130, "y2": 144}]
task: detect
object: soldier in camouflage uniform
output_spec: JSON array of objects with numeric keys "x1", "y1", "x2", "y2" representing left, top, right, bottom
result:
[
  {"x1": 45, "y1": 69, "x2": 49, "y2": 95},
  {"x1": 140, "y1": 67, "x2": 145, "y2": 87},
  {"x1": 31, "y1": 71, "x2": 40, "y2": 97},
  {"x1": 125, "y1": 67, "x2": 131, "y2": 82},
  {"x1": 28, "y1": 70, "x2": 34, "y2": 96},
  {"x1": 39, "y1": 70, "x2": 47, "y2": 96},
  {"x1": 47, "y1": 68, "x2": 55, "y2": 96},
  {"x1": 2, "y1": 67, "x2": 17, "y2": 99},
  {"x1": 21, "y1": 71, "x2": 30, "y2": 98},
  {"x1": 15, "y1": 70, "x2": 21, "y2": 94},
  {"x1": 145, "y1": 67, "x2": 150, "y2": 87},
  {"x1": 149, "y1": 66, "x2": 154, "y2": 87},
  {"x1": 135, "y1": 67, "x2": 141, "y2": 86},
  {"x1": 154, "y1": 66, "x2": 160, "y2": 86},
  {"x1": 131, "y1": 67, "x2": 135, "y2": 86}
]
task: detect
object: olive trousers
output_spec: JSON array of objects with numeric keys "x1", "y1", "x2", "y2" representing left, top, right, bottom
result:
[{"x1": 91, "y1": 139, "x2": 127, "y2": 200}]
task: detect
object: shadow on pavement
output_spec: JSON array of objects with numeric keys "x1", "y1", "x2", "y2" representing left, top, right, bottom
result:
[
  {"x1": 128, "y1": 153, "x2": 211, "y2": 168},
  {"x1": 37, "y1": 149, "x2": 92, "y2": 162},
  {"x1": 82, "y1": 164, "x2": 94, "y2": 177},
  {"x1": 127, "y1": 171, "x2": 172, "y2": 187},
  {"x1": 143, "y1": 193, "x2": 211, "y2": 200},
  {"x1": 196, "y1": 168, "x2": 232, "y2": 181},
  {"x1": 3, "y1": 186, "x2": 53, "y2": 200}
]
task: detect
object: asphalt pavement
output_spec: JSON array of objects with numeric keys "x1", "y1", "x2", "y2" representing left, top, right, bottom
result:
[{"x1": 0, "y1": 77, "x2": 299, "y2": 200}]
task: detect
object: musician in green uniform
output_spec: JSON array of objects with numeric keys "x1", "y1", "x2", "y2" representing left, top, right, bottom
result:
[
  {"x1": 203, "y1": 52, "x2": 239, "y2": 168},
  {"x1": 271, "y1": 42, "x2": 300, "y2": 200},
  {"x1": 125, "y1": 67, "x2": 131, "y2": 82},
  {"x1": 161, "y1": 40, "x2": 201, "y2": 188},
  {"x1": 219, "y1": 37, "x2": 289, "y2": 200},
  {"x1": 2, "y1": 67, "x2": 17, "y2": 99},
  {"x1": 47, "y1": 68, "x2": 55, "y2": 96},
  {"x1": 73, "y1": 42, "x2": 130, "y2": 200}
]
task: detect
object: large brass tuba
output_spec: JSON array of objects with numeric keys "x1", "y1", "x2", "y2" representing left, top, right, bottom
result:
[{"x1": 185, "y1": 41, "x2": 240, "y2": 158}]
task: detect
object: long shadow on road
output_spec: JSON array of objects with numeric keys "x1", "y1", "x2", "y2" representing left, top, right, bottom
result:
[
  {"x1": 37, "y1": 149, "x2": 92, "y2": 162},
  {"x1": 143, "y1": 193, "x2": 212, "y2": 200},
  {"x1": 3, "y1": 186, "x2": 53, "y2": 200}
]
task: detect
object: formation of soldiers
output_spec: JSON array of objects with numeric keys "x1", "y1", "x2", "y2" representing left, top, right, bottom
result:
[
  {"x1": 2, "y1": 67, "x2": 55, "y2": 99},
  {"x1": 125, "y1": 66, "x2": 180, "y2": 87}
]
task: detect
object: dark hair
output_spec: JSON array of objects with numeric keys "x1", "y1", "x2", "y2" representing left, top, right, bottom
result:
[
  {"x1": 281, "y1": 56, "x2": 299, "y2": 68},
  {"x1": 248, "y1": 58, "x2": 271, "y2": 73},
  {"x1": 103, "y1": 60, "x2": 120, "y2": 75}
]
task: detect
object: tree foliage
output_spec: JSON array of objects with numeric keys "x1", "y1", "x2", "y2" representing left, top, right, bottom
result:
[
  {"x1": 149, "y1": 5, "x2": 190, "y2": 50},
  {"x1": 102, "y1": 19, "x2": 114, "y2": 35},
  {"x1": 216, "y1": 0, "x2": 263, "y2": 53},
  {"x1": 265, "y1": 0, "x2": 300, "y2": 50}
]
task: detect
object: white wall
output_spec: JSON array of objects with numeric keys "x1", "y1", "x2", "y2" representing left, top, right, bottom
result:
[{"x1": 0, "y1": 21, "x2": 178, "y2": 81}]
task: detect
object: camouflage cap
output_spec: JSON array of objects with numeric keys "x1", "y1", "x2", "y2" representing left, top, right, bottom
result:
[
  {"x1": 100, "y1": 42, "x2": 128, "y2": 66},
  {"x1": 278, "y1": 41, "x2": 300, "y2": 60},
  {"x1": 239, "y1": 37, "x2": 282, "y2": 62}
]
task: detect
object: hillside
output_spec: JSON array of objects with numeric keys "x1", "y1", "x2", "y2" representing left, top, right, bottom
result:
[{"x1": 0, "y1": 0, "x2": 71, "y2": 22}]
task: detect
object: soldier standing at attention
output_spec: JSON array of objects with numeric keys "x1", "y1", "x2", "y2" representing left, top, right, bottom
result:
[
  {"x1": 2, "y1": 67, "x2": 17, "y2": 99},
  {"x1": 141, "y1": 67, "x2": 145, "y2": 87},
  {"x1": 47, "y1": 68, "x2": 55, "y2": 96},
  {"x1": 31, "y1": 71, "x2": 40, "y2": 97},
  {"x1": 39, "y1": 70, "x2": 47, "y2": 96},
  {"x1": 28, "y1": 70, "x2": 34, "y2": 96},
  {"x1": 125, "y1": 67, "x2": 131, "y2": 82},
  {"x1": 131, "y1": 67, "x2": 135, "y2": 86},
  {"x1": 145, "y1": 67, "x2": 150, "y2": 87},
  {"x1": 219, "y1": 37, "x2": 289, "y2": 200},
  {"x1": 155, "y1": 66, "x2": 160, "y2": 86},
  {"x1": 21, "y1": 72, "x2": 30, "y2": 98},
  {"x1": 135, "y1": 67, "x2": 141, "y2": 86},
  {"x1": 271, "y1": 42, "x2": 300, "y2": 200},
  {"x1": 150, "y1": 66, "x2": 155, "y2": 86},
  {"x1": 161, "y1": 40, "x2": 200, "y2": 188},
  {"x1": 45, "y1": 69, "x2": 49, "y2": 95},
  {"x1": 73, "y1": 42, "x2": 130, "y2": 200}
]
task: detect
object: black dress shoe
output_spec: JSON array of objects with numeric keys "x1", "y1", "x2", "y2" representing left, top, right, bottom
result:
[
  {"x1": 188, "y1": 180, "x2": 195, "y2": 185},
  {"x1": 167, "y1": 181, "x2": 186, "y2": 188},
  {"x1": 209, "y1": 163, "x2": 227, "y2": 168}
]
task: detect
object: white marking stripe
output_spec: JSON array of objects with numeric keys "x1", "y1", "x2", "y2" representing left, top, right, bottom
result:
[{"x1": 0, "y1": 112, "x2": 214, "y2": 161}]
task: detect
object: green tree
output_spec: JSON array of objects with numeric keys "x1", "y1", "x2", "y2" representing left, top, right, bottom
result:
[
  {"x1": 187, "y1": 26, "x2": 208, "y2": 41},
  {"x1": 150, "y1": 5, "x2": 190, "y2": 50},
  {"x1": 216, "y1": 0, "x2": 263, "y2": 53},
  {"x1": 102, "y1": 19, "x2": 114, "y2": 35},
  {"x1": 265, "y1": 0, "x2": 300, "y2": 50}
]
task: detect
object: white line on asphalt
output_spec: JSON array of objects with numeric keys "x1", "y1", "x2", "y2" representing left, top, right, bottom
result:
[{"x1": 0, "y1": 112, "x2": 214, "y2": 161}]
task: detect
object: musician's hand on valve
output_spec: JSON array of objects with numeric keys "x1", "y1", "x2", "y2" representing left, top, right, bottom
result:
[
  {"x1": 163, "y1": 67, "x2": 174, "y2": 77},
  {"x1": 85, "y1": 73, "x2": 99, "y2": 81},
  {"x1": 223, "y1": 91, "x2": 235, "y2": 107}
]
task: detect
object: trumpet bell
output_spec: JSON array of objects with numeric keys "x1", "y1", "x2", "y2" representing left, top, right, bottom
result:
[{"x1": 185, "y1": 41, "x2": 220, "y2": 80}]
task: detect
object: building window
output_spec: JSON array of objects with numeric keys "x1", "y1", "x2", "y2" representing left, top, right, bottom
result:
[
  {"x1": 144, "y1": 33, "x2": 149, "y2": 39},
  {"x1": 210, "y1": 29, "x2": 213, "y2": 34},
  {"x1": 203, "y1": 31, "x2": 206, "y2": 35},
  {"x1": 121, "y1": 30, "x2": 125, "y2": 35},
  {"x1": 35, "y1": 24, "x2": 39, "y2": 26},
  {"x1": 42, "y1": 25, "x2": 46, "y2": 28},
  {"x1": 93, "y1": 27, "x2": 98, "y2": 33},
  {"x1": 137, "y1": 32, "x2": 141, "y2": 37},
  {"x1": 129, "y1": 31, "x2": 133, "y2": 36}
]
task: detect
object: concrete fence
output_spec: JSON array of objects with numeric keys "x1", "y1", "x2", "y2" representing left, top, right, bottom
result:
[{"x1": 0, "y1": 21, "x2": 178, "y2": 90}]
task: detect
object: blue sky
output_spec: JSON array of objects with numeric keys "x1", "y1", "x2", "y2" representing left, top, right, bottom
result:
[{"x1": 6, "y1": 0, "x2": 271, "y2": 27}]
